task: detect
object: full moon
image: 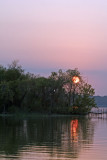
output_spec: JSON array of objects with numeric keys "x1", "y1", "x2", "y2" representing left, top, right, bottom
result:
[{"x1": 72, "y1": 76, "x2": 80, "y2": 84}]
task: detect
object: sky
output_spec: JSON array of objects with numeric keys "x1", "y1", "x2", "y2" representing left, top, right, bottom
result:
[{"x1": 0, "y1": 0, "x2": 107, "y2": 96}]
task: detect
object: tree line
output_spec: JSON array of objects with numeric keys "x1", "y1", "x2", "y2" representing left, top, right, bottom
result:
[{"x1": 0, "y1": 60, "x2": 96, "y2": 114}]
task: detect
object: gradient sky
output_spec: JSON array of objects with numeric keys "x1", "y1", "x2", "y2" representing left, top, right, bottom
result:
[{"x1": 0, "y1": 0, "x2": 107, "y2": 96}]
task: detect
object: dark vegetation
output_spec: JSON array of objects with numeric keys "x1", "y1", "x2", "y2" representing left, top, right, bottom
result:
[{"x1": 0, "y1": 60, "x2": 96, "y2": 115}]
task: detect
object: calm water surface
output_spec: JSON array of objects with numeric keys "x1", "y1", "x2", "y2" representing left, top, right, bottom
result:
[{"x1": 0, "y1": 114, "x2": 107, "y2": 160}]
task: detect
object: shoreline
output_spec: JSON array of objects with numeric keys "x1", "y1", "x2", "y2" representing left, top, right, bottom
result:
[{"x1": 0, "y1": 112, "x2": 88, "y2": 118}]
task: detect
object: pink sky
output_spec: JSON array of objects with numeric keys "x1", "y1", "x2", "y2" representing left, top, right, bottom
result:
[{"x1": 0, "y1": 0, "x2": 107, "y2": 95}]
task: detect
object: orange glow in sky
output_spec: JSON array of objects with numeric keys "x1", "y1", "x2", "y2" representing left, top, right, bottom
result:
[
  {"x1": 0, "y1": 0, "x2": 107, "y2": 95},
  {"x1": 72, "y1": 76, "x2": 80, "y2": 84}
]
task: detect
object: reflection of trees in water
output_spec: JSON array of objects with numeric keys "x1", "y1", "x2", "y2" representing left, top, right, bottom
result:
[
  {"x1": 58, "y1": 118, "x2": 96, "y2": 159},
  {"x1": 0, "y1": 116, "x2": 96, "y2": 159}
]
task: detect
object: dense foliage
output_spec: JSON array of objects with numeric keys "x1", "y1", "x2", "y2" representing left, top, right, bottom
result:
[{"x1": 0, "y1": 61, "x2": 96, "y2": 114}]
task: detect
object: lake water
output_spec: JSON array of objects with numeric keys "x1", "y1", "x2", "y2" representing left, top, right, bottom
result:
[{"x1": 0, "y1": 113, "x2": 107, "y2": 160}]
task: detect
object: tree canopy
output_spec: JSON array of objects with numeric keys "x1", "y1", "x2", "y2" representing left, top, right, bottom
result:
[{"x1": 0, "y1": 61, "x2": 96, "y2": 114}]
